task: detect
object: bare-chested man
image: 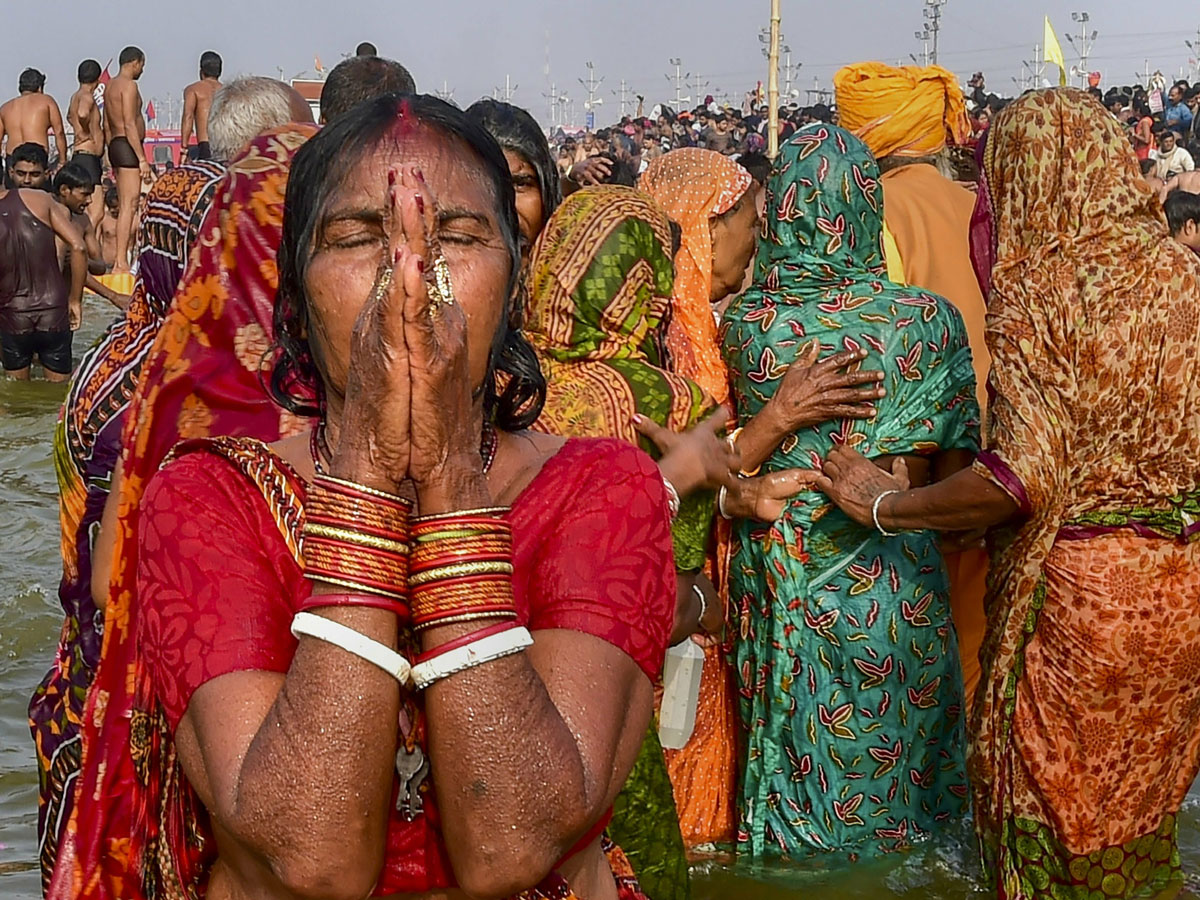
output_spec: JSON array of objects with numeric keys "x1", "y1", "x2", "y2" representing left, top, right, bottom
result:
[
  {"x1": 53, "y1": 162, "x2": 130, "y2": 312},
  {"x1": 0, "y1": 178, "x2": 85, "y2": 381},
  {"x1": 0, "y1": 68, "x2": 67, "y2": 178},
  {"x1": 67, "y1": 60, "x2": 106, "y2": 226},
  {"x1": 181, "y1": 51, "x2": 222, "y2": 161},
  {"x1": 98, "y1": 186, "x2": 119, "y2": 268},
  {"x1": 104, "y1": 46, "x2": 151, "y2": 273}
]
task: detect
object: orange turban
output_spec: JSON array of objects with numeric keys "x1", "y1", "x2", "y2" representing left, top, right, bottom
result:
[{"x1": 834, "y1": 62, "x2": 970, "y2": 159}]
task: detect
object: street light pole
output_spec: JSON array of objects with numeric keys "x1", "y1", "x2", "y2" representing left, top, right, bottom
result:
[{"x1": 767, "y1": 0, "x2": 780, "y2": 159}]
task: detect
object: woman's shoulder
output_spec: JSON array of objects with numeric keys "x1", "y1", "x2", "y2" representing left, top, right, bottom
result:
[
  {"x1": 145, "y1": 437, "x2": 304, "y2": 539},
  {"x1": 513, "y1": 435, "x2": 668, "y2": 526}
]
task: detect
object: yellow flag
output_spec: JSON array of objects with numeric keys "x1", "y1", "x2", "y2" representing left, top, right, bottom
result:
[{"x1": 1044, "y1": 16, "x2": 1068, "y2": 86}]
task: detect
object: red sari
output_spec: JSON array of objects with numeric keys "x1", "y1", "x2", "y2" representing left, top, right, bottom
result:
[
  {"x1": 49, "y1": 125, "x2": 317, "y2": 900},
  {"x1": 137, "y1": 435, "x2": 670, "y2": 896}
]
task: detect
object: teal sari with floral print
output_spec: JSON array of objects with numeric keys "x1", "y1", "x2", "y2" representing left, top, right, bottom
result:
[{"x1": 721, "y1": 124, "x2": 980, "y2": 860}]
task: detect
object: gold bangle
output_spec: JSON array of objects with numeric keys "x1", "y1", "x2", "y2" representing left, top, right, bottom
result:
[
  {"x1": 408, "y1": 560, "x2": 514, "y2": 586},
  {"x1": 304, "y1": 573, "x2": 407, "y2": 600},
  {"x1": 411, "y1": 506, "x2": 510, "y2": 524},
  {"x1": 413, "y1": 610, "x2": 518, "y2": 630},
  {"x1": 303, "y1": 523, "x2": 410, "y2": 555},
  {"x1": 726, "y1": 426, "x2": 762, "y2": 478},
  {"x1": 314, "y1": 474, "x2": 412, "y2": 507}
]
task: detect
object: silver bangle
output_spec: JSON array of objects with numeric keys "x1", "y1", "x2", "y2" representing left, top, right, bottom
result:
[
  {"x1": 717, "y1": 485, "x2": 731, "y2": 520},
  {"x1": 872, "y1": 490, "x2": 902, "y2": 537},
  {"x1": 692, "y1": 582, "x2": 709, "y2": 628}
]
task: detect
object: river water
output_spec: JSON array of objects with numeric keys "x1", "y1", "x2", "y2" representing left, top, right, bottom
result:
[{"x1": 2, "y1": 298, "x2": 1198, "y2": 899}]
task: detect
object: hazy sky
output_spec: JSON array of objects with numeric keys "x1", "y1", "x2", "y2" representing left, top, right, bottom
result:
[{"x1": 5, "y1": 1, "x2": 1200, "y2": 128}]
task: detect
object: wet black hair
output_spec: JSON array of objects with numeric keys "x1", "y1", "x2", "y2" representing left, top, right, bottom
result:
[
  {"x1": 737, "y1": 150, "x2": 772, "y2": 186},
  {"x1": 104, "y1": 185, "x2": 119, "y2": 209},
  {"x1": 466, "y1": 98, "x2": 563, "y2": 228},
  {"x1": 320, "y1": 57, "x2": 417, "y2": 123},
  {"x1": 119, "y1": 46, "x2": 145, "y2": 67},
  {"x1": 11, "y1": 142, "x2": 48, "y2": 170},
  {"x1": 18, "y1": 68, "x2": 45, "y2": 93},
  {"x1": 1165, "y1": 190, "x2": 1200, "y2": 236},
  {"x1": 77, "y1": 59, "x2": 101, "y2": 84},
  {"x1": 273, "y1": 92, "x2": 545, "y2": 431},
  {"x1": 356, "y1": 42, "x2": 378, "y2": 57},
  {"x1": 199, "y1": 51, "x2": 222, "y2": 79},
  {"x1": 54, "y1": 161, "x2": 96, "y2": 194}
]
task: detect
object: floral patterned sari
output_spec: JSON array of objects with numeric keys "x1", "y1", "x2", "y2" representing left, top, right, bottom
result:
[
  {"x1": 721, "y1": 124, "x2": 979, "y2": 859},
  {"x1": 970, "y1": 88, "x2": 1200, "y2": 900}
]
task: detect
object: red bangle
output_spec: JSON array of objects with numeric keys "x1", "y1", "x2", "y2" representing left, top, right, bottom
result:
[
  {"x1": 298, "y1": 592, "x2": 409, "y2": 616},
  {"x1": 415, "y1": 621, "x2": 522, "y2": 664}
]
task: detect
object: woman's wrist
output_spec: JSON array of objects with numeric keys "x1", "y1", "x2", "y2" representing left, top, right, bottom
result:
[{"x1": 415, "y1": 456, "x2": 491, "y2": 515}]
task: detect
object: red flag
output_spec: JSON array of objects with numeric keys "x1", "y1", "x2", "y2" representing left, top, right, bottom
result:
[
  {"x1": 146, "y1": 100, "x2": 156, "y2": 121},
  {"x1": 99, "y1": 59, "x2": 113, "y2": 86}
]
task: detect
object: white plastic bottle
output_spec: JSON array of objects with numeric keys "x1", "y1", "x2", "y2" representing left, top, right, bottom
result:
[{"x1": 658, "y1": 639, "x2": 705, "y2": 750}]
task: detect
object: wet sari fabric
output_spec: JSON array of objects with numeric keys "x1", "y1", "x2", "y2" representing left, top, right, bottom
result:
[
  {"x1": 970, "y1": 89, "x2": 1200, "y2": 900},
  {"x1": 721, "y1": 124, "x2": 979, "y2": 858}
]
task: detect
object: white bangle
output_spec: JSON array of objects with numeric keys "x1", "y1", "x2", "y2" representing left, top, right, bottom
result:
[
  {"x1": 411, "y1": 626, "x2": 534, "y2": 691},
  {"x1": 691, "y1": 582, "x2": 709, "y2": 628},
  {"x1": 872, "y1": 490, "x2": 902, "y2": 538},
  {"x1": 290, "y1": 612, "x2": 412, "y2": 685},
  {"x1": 662, "y1": 477, "x2": 682, "y2": 520}
]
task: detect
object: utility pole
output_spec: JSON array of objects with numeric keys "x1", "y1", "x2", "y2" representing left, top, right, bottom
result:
[
  {"x1": 1022, "y1": 44, "x2": 1046, "y2": 88},
  {"x1": 691, "y1": 71, "x2": 710, "y2": 107},
  {"x1": 912, "y1": 28, "x2": 932, "y2": 67},
  {"x1": 1186, "y1": 28, "x2": 1200, "y2": 81},
  {"x1": 435, "y1": 80, "x2": 455, "y2": 102},
  {"x1": 1064, "y1": 11, "x2": 1098, "y2": 87},
  {"x1": 666, "y1": 58, "x2": 690, "y2": 111},
  {"x1": 922, "y1": 0, "x2": 946, "y2": 66},
  {"x1": 578, "y1": 61, "x2": 603, "y2": 129},
  {"x1": 492, "y1": 75, "x2": 516, "y2": 103},
  {"x1": 542, "y1": 81, "x2": 560, "y2": 127},
  {"x1": 613, "y1": 79, "x2": 634, "y2": 118},
  {"x1": 767, "y1": 0, "x2": 781, "y2": 159}
]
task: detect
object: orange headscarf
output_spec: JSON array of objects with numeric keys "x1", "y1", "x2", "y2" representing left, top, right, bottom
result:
[
  {"x1": 638, "y1": 148, "x2": 752, "y2": 404},
  {"x1": 834, "y1": 62, "x2": 970, "y2": 159}
]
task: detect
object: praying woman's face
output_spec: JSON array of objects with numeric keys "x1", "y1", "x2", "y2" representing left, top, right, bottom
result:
[{"x1": 303, "y1": 128, "x2": 513, "y2": 405}]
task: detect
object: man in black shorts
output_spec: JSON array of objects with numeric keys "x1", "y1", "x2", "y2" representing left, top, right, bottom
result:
[{"x1": 0, "y1": 176, "x2": 86, "y2": 380}]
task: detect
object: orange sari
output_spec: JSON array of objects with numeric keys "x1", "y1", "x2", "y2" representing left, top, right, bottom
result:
[
  {"x1": 970, "y1": 89, "x2": 1200, "y2": 900},
  {"x1": 639, "y1": 150, "x2": 752, "y2": 848}
]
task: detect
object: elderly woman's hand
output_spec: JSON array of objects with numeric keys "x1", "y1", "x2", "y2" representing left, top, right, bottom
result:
[
  {"x1": 332, "y1": 172, "x2": 415, "y2": 492},
  {"x1": 393, "y1": 167, "x2": 491, "y2": 513},
  {"x1": 765, "y1": 341, "x2": 885, "y2": 433},
  {"x1": 634, "y1": 408, "x2": 738, "y2": 497},
  {"x1": 722, "y1": 469, "x2": 823, "y2": 521},
  {"x1": 812, "y1": 445, "x2": 911, "y2": 529}
]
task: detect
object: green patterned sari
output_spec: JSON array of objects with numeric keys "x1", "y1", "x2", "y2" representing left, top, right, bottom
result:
[{"x1": 721, "y1": 124, "x2": 980, "y2": 860}]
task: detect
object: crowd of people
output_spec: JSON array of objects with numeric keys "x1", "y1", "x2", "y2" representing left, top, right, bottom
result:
[{"x1": 3, "y1": 35, "x2": 1200, "y2": 900}]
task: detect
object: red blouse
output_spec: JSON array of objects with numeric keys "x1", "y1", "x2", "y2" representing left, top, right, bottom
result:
[{"x1": 137, "y1": 437, "x2": 676, "y2": 893}]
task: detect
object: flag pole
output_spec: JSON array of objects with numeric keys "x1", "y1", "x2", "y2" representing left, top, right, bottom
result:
[{"x1": 767, "y1": 0, "x2": 781, "y2": 160}]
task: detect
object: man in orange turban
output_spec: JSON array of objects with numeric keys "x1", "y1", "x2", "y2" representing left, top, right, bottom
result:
[{"x1": 836, "y1": 62, "x2": 990, "y2": 708}]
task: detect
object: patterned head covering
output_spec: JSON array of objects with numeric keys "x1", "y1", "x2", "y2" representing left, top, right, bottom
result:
[
  {"x1": 638, "y1": 148, "x2": 753, "y2": 404},
  {"x1": 834, "y1": 62, "x2": 970, "y2": 159},
  {"x1": 49, "y1": 123, "x2": 317, "y2": 900},
  {"x1": 35, "y1": 159, "x2": 225, "y2": 896},
  {"x1": 526, "y1": 185, "x2": 710, "y2": 445},
  {"x1": 968, "y1": 89, "x2": 1200, "y2": 853},
  {"x1": 723, "y1": 122, "x2": 978, "y2": 477},
  {"x1": 525, "y1": 185, "x2": 714, "y2": 572}
]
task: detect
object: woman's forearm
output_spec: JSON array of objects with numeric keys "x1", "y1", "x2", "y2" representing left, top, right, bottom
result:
[
  {"x1": 878, "y1": 467, "x2": 1019, "y2": 533},
  {"x1": 422, "y1": 625, "x2": 639, "y2": 898},
  {"x1": 733, "y1": 402, "x2": 789, "y2": 473},
  {"x1": 193, "y1": 605, "x2": 402, "y2": 899}
]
